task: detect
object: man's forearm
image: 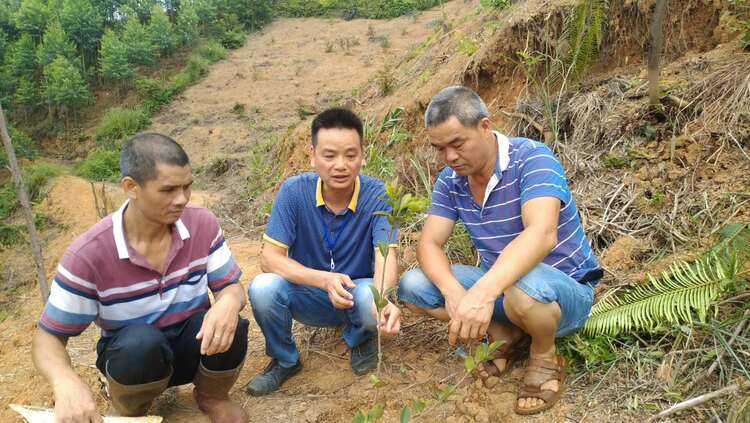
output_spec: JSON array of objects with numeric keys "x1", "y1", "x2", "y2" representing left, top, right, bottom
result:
[
  {"x1": 373, "y1": 246, "x2": 399, "y2": 291},
  {"x1": 32, "y1": 329, "x2": 78, "y2": 387},
  {"x1": 474, "y1": 226, "x2": 556, "y2": 298},
  {"x1": 417, "y1": 240, "x2": 463, "y2": 295},
  {"x1": 214, "y1": 283, "x2": 246, "y2": 311},
  {"x1": 262, "y1": 251, "x2": 328, "y2": 289}
]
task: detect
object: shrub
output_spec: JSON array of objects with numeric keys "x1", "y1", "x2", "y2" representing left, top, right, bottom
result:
[
  {"x1": 0, "y1": 223, "x2": 25, "y2": 246},
  {"x1": 0, "y1": 127, "x2": 38, "y2": 168},
  {"x1": 24, "y1": 162, "x2": 65, "y2": 201},
  {"x1": 95, "y1": 107, "x2": 150, "y2": 146},
  {"x1": 0, "y1": 161, "x2": 63, "y2": 220},
  {"x1": 480, "y1": 0, "x2": 510, "y2": 9},
  {"x1": 195, "y1": 40, "x2": 227, "y2": 62},
  {"x1": 135, "y1": 77, "x2": 171, "y2": 113},
  {"x1": 75, "y1": 148, "x2": 120, "y2": 182}
]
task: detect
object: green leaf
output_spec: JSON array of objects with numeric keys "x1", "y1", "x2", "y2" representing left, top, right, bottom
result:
[
  {"x1": 368, "y1": 403, "x2": 384, "y2": 420},
  {"x1": 488, "y1": 340, "x2": 504, "y2": 355},
  {"x1": 437, "y1": 385, "x2": 455, "y2": 402},
  {"x1": 464, "y1": 356, "x2": 476, "y2": 372},
  {"x1": 400, "y1": 406, "x2": 411, "y2": 423},
  {"x1": 583, "y1": 252, "x2": 741, "y2": 337},
  {"x1": 377, "y1": 240, "x2": 389, "y2": 258},
  {"x1": 369, "y1": 285, "x2": 387, "y2": 311},
  {"x1": 411, "y1": 400, "x2": 427, "y2": 413},
  {"x1": 369, "y1": 374, "x2": 386, "y2": 388},
  {"x1": 353, "y1": 410, "x2": 366, "y2": 423}
]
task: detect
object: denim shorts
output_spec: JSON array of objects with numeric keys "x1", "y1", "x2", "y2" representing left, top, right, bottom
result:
[{"x1": 398, "y1": 263, "x2": 595, "y2": 337}]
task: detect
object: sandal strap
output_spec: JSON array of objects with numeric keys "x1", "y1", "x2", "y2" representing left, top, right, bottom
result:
[
  {"x1": 523, "y1": 356, "x2": 564, "y2": 388},
  {"x1": 519, "y1": 386, "x2": 559, "y2": 403}
]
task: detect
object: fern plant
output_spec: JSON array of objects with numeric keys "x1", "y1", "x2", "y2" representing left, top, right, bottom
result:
[
  {"x1": 555, "y1": 0, "x2": 609, "y2": 83},
  {"x1": 584, "y1": 253, "x2": 741, "y2": 336}
]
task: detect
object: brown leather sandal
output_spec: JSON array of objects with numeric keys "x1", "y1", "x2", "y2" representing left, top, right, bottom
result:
[
  {"x1": 475, "y1": 335, "x2": 531, "y2": 379},
  {"x1": 514, "y1": 355, "x2": 566, "y2": 415}
]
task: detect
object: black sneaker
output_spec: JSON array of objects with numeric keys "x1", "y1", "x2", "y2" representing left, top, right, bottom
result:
[
  {"x1": 244, "y1": 359, "x2": 302, "y2": 396},
  {"x1": 350, "y1": 336, "x2": 378, "y2": 376}
]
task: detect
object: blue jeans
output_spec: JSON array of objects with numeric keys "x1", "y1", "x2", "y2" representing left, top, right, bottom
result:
[
  {"x1": 248, "y1": 273, "x2": 378, "y2": 368},
  {"x1": 398, "y1": 263, "x2": 595, "y2": 337}
]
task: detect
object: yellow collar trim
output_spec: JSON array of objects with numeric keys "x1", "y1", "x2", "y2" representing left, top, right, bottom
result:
[{"x1": 316, "y1": 175, "x2": 360, "y2": 212}]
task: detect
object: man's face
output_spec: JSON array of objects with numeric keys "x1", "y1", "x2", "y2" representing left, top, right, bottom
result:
[
  {"x1": 426, "y1": 116, "x2": 493, "y2": 176},
  {"x1": 311, "y1": 127, "x2": 363, "y2": 191},
  {"x1": 130, "y1": 163, "x2": 193, "y2": 225}
]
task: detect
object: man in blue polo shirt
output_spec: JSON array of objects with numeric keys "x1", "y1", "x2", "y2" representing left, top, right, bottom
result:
[
  {"x1": 244, "y1": 108, "x2": 401, "y2": 395},
  {"x1": 398, "y1": 86, "x2": 601, "y2": 415}
]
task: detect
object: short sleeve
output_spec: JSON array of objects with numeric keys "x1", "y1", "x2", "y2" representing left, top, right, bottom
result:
[
  {"x1": 518, "y1": 144, "x2": 570, "y2": 205},
  {"x1": 427, "y1": 169, "x2": 458, "y2": 221},
  {"x1": 205, "y1": 211, "x2": 242, "y2": 293},
  {"x1": 263, "y1": 178, "x2": 298, "y2": 249},
  {"x1": 38, "y1": 251, "x2": 99, "y2": 337}
]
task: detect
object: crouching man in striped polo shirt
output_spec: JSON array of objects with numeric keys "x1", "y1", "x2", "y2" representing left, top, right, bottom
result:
[
  {"x1": 243, "y1": 108, "x2": 401, "y2": 396},
  {"x1": 31, "y1": 133, "x2": 249, "y2": 423},
  {"x1": 399, "y1": 86, "x2": 602, "y2": 415}
]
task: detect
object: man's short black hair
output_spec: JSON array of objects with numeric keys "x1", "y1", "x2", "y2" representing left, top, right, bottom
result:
[
  {"x1": 311, "y1": 107, "x2": 364, "y2": 147},
  {"x1": 120, "y1": 132, "x2": 190, "y2": 184}
]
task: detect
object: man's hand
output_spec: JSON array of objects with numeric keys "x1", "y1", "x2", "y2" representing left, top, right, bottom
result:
[
  {"x1": 322, "y1": 273, "x2": 355, "y2": 309},
  {"x1": 448, "y1": 286, "x2": 496, "y2": 345},
  {"x1": 374, "y1": 302, "x2": 402, "y2": 336},
  {"x1": 53, "y1": 374, "x2": 102, "y2": 423},
  {"x1": 196, "y1": 295, "x2": 241, "y2": 355},
  {"x1": 443, "y1": 285, "x2": 467, "y2": 320}
]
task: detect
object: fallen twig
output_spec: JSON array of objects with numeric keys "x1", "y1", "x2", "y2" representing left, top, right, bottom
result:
[
  {"x1": 646, "y1": 382, "x2": 746, "y2": 422},
  {"x1": 500, "y1": 110, "x2": 545, "y2": 134}
]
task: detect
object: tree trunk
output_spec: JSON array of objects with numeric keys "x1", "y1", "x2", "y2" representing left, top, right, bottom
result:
[
  {"x1": 0, "y1": 103, "x2": 50, "y2": 303},
  {"x1": 648, "y1": 0, "x2": 667, "y2": 105}
]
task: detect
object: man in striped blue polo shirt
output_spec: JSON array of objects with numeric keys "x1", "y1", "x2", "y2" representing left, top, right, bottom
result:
[
  {"x1": 399, "y1": 86, "x2": 601, "y2": 415},
  {"x1": 244, "y1": 108, "x2": 401, "y2": 396}
]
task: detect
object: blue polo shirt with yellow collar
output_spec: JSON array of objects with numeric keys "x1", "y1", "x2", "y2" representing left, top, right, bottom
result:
[{"x1": 263, "y1": 172, "x2": 397, "y2": 280}]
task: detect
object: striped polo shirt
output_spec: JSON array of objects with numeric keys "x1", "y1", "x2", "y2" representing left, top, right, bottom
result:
[
  {"x1": 429, "y1": 131, "x2": 600, "y2": 282},
  {"x1": 38, "y1": 202, "x2": 242, "y2": 338}
]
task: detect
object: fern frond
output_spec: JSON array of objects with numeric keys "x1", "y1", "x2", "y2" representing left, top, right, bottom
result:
[
  {"x1": 584, "y1": 253, "x2": 739, "y2": 337},
  {"x1": 553, "y1": 0, "x2": 609, "y2": 85}
]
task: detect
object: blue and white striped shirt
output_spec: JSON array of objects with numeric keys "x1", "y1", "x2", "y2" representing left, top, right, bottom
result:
[{"x1": 428, "y1": 132, "x2": 600, "y2": 282}]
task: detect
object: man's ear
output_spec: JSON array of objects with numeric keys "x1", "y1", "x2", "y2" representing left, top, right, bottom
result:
[
  {"x1": 121, "y1": 176, "x2": 139, "y2": 200},
  {"x1": 479, "y1": 117, "x2": 493, "y2": 135},
  {"x1": 309, "y1": 145, "x2": 316, "y2": 168}
]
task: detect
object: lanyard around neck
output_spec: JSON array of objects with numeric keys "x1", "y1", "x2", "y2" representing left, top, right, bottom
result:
[{"x1": 317, "y1": 207, "x2": 353, "y2": 271}]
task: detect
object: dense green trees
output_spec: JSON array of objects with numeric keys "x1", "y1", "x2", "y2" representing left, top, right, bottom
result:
[
  {"x1": 0, "y1": 0, "x2": 278, "y2": 124},
  {"x1": 99, "y1": 28, "x2": 133, "y2": 86},
  {"x1": 148, "y1": 5, "x2": 177, "y2": 56},
  {"x1": 43, "y1": 56, "x2": 93, "y2": 118},
  {"x1": 36, "y1": 21, "x2": 77, "y2": 67}
]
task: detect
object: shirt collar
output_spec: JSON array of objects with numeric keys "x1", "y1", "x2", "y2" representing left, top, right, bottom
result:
[
  {"x1": 315, "y1": 175, "x2": 360, "y2": 212},
  {"x1": 493, "y1": 130, "x2": 510, "y2": 175},
  {"x1": 112, "y1": 200, "x2": 190, "y2": 260}
]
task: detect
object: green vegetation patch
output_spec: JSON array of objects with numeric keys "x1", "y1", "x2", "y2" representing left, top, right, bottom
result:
[
  {"x1": 75, "y1": 148, "x2": 120, "y2": 182},
  {"x1": 273, "y1": 0, "x2": 447, "y2": 19},
  {"x1": 0, "y1": 161, "x2": 64, "y2": 221},
  {"x1": 95, "y1": 107, "x2": 151, "y2": 146}
]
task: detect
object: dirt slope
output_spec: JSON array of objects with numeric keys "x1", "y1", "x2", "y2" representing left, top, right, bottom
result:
[{"x1": 147, "y1": 0, "x2": 476, "y2": 167}]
